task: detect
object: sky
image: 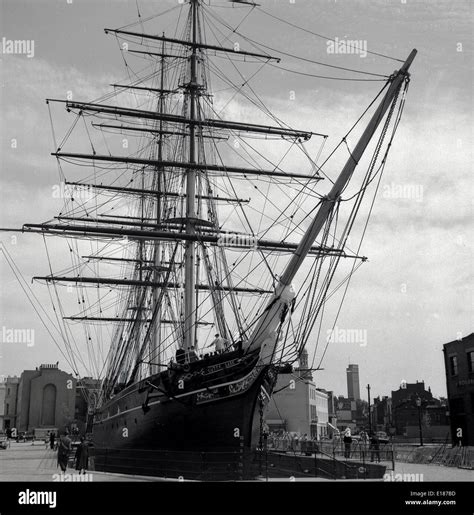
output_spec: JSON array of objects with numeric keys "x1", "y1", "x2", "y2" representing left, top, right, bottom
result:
[{"x1": 0, "y1": 0, "x2": 472, "y2": 400}]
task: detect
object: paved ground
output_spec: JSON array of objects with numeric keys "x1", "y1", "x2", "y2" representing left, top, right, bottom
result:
[
  {"x1": 390, "y1": 461, "x2": 473, "y2": 482},
  {"x1": 1, "y1": 442, "x2": 472, "y2": 482},
  {"x1": 0, "y1": 442, "x2": 168, "y2": 482},
  {"x1": 339, "y1": 454, "x2": 472, "y2": 481}
]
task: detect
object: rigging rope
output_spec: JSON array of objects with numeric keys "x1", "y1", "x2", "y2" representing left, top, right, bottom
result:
[
  {"x1": 256, "y1": 7, "x2": 405, "y2": 64},
  {"x1": 203, "y1": 5, "x2": 389, "y2": 78}
]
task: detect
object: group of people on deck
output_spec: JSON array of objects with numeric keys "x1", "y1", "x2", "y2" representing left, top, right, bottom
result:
[{"x1": 175, "y1": 333, "x2": 237, "y2": 365}]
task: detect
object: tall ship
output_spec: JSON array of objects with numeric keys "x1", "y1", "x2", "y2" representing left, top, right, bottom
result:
[{"x1": 16, "y1": 1, "x2": 415, "y2": 479}]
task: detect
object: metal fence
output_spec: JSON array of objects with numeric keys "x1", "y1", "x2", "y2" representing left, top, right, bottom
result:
[
  {"x1": 267, "y1": 436, "x2": 395, "y2": 471},
  {"x1": 393, "y1": 444, "x2": 473, "y2": 468},
  {"x1": 89, "y1": 446, "x2": 258, "y2": 481}
]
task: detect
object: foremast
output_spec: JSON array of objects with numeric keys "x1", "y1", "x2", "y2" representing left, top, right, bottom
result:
[
  {"x1": 183, "y1": 0, "x2": 199, "y2": 352},
  {"x1": 244, "y1": 49, "x2": 418, "y2": 362}
]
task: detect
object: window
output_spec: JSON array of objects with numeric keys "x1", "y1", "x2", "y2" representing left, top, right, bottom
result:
[
  {"x1": 7, "y1": 388, "x2": 10, "y2": 395},
  {"x1": 467, "y1": 351, "x2": 474, "y2": 373},
  {"x1": 6, "y1": 403, "x2": 9, "y2": 415},
  {"x1": 450, "y1": 356, "x2": 458, "y2": 376}
]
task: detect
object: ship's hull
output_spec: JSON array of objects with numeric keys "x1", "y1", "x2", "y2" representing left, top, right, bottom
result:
[{"x1": 91, "y1": 352, "x2": 276, "y2": 479}]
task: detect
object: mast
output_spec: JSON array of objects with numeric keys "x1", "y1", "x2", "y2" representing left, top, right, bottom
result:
[
  {"x1": 280, "y1": 50, "x2": 417, "y2": 287},
  {"x1": 244, "y1": 49, "x2": 417, "y2": 357},
  {"x1": 183, "y1": 0, "x2": 199, "y2": 351},
  {"x1": 150, "y1": 35, "x2": 166, "y2": 375}
]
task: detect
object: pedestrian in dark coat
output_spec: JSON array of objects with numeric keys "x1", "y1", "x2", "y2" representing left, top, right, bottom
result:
[
  {"x1": 74, "y1": 437, "x2": 89, "y2": 473},
  {"x1": 57, "y1": 431, "x2": 72, "y2": 472},
  {"x1": 49, "y1": 431, "x2": 55, "y2": 450},
  {"x1": 370, "y1": 433, "x2": 381, "y2": 463}
]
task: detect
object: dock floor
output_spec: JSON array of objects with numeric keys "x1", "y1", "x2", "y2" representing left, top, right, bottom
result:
[{"x1": 1, "y1": 442, "x2": 472, "y2": 482}]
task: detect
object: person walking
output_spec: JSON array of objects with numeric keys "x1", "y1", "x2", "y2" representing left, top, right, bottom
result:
[
  {"x1": 343, "y1": 428, "x2": 352, "y2": 459},
  {"x1": 49, "y1": 431, "x2": 56, "y2": 450},
  {"x1": 57, "y1": 431, "x2": 72, "y2": 472},
  {"x1": 301, "y1": 434, "x2": 307, "y2": 454},
  {"x1": 5, "y1": 428, "x2": 12, "y2": 449},
  {"x1": 74, "y1": 436, "x2": 89, "y2": 474},
  {"x1": 370, "y1": 432, "x2": 381, "y2": 463}
]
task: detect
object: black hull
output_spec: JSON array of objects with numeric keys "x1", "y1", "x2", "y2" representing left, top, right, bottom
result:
[{"x1": 91, "y1": 354, "x2": 276, "y2": 479}]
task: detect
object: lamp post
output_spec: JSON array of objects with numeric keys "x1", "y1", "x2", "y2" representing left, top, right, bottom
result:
[
  {"x1": 416, "y1": 396, "x2": 423, "y2": 447},
  {"x1": 367, "y1": 384, "x2": 372, "y2": 435}
]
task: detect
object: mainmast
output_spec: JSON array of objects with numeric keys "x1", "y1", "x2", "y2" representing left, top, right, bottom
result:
[
  {"x1": 150, "y1": 36, "x2": 167, "y2": 375},
  {"x1": 18, "y1": 3, "x2": 339, "y2": 387},
  {"x1": 183, "y1": 0, "x2": 199, "y2": 351}
]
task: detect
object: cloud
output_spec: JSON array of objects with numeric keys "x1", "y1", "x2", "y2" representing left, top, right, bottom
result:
[{"x1": 0, "y1": 1, "x2": 472, "y2": 400}]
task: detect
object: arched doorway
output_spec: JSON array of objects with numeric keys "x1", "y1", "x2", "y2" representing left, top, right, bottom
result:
[{"x1": 42, "y1": 384, "x2": 57, "y2": 426}]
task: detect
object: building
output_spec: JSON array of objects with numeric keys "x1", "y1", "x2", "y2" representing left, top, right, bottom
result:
[
  {"x1": 2, "y1": 365, "x2": 102, "y2": 436},
  {"x1": 391, "y1": 380, "x2": 432, "y2": 435},
  {"x1": 318, "y1": 388, "x2": 338, "y2": 436},
  {"x1": 443, "y1": 333, "x2": 474, "y2": 446},
  {"x1": 15, "y1": 364, "x2": 76, "y2": 433},
  {"x1": 2, "y1": 376, "x2": 20, "y2": 430},
  {"x1": 335, "y1": 396, "x2": 368, "y2": 433},
  {"x1": 391, "y1": 380, "x2": 450, "y2": 439},
  {"x1": 346, "y1": 364, "x2": 360, "y2": 400},
  {"x1": 372, "y1": 396, "x2": 393, "y2": 433},
  {"x1": 266, "y1": 350, "x2": 329, "y2": 439},
  {"x1": 403, "y1": 401, "x2": 450, "y2": 441},
  {"x1": 354, "y1": 399, "x2": 369, "y2": 430},
  {"x1": 425, "y1": 404, "x2": 450, "y2": 430},
  {"x1": 313, "y1": 389, "x2": 329, "y2": 439},
  {"x1": 0, "y1": 379, "x2": 5, "y2": 430},
  {"x1": 335, "y1": 396, "x2": 357, "y2": 432}
]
